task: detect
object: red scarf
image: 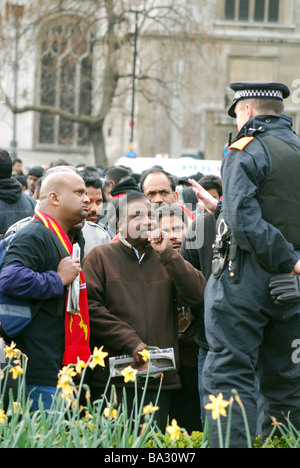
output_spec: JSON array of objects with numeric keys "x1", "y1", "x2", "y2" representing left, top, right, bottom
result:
[{"x1": 34, "y1": 210, "x2": 91, "y2": 365}]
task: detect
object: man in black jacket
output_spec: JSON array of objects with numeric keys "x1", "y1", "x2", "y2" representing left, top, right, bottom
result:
[
  {"x1": 180, "y1": 212, "x2": 215, "y2": 425},
  {"x1": 0, "y1": 149, "x2": 36, "y2": 238},
  {"x1": 0, "y1": 171, "x2": 89, "y2": 411},
  {"x1": 200, "y1": 82, "x2": 300, "y2": 448}
]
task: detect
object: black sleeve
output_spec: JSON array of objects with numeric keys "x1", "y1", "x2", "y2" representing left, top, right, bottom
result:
[
  {"x1": 180, "y1": 220, "x2": 201, "y2": 270},
  {"x1": 180, "y1": 213, "x2": 216, "y2": 280},
  {"x1": 2, "y1": 224, "x2": 60, "y2": 273}
]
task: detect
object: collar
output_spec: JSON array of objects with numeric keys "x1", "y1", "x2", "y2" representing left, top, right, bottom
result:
[
  {"x1": 238, "y1": 113, "x2": 293, "y2": 138},
  {"x1": 119, "y1": 233, "x2": 148, "y2": 263}
]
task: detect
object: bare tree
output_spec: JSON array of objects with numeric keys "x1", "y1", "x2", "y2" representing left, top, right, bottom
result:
[{"x1": 1, "y1": 0, "x2": 208, "y2": 165}]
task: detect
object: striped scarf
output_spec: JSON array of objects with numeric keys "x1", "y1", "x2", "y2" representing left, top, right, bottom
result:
[{"x1": 34, "y1": 210, "x2": 91, "y2": 365}]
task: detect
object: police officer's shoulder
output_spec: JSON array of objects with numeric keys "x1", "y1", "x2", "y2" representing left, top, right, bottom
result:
[{"x1": 229, "y1": 136, "x2": 255, "y2": 151}]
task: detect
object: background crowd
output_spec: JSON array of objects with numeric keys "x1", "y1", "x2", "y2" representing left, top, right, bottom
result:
[{"x1": 0, "y1": 150, "x2": 222, "y2": 433}]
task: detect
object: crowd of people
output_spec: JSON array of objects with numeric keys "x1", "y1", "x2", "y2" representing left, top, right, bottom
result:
[
  {"x1": 0, "y1": 150, "x2": 221, "y2": 432},
  {"x1": 0, "y1": 80, "x2": 300, "y2": 448}
]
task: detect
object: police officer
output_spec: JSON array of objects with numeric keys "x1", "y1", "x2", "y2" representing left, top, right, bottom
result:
[{"x1": 202, "y1": 82, "x2": 300, "y2": 448}]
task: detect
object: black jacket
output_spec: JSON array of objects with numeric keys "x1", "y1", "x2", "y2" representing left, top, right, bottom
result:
[
  {"x1": 223, "y1": 113, "x2": 300, "y2": 274},
  {"x1": 111, "y1": 176, "x2": 140, "y2": 198},
  {"x1": 0, "y1": 178, "x2": 36, "y2": 236},
  {"x1": 180, "y1": 213, "x2": 216, "y2": 348}
]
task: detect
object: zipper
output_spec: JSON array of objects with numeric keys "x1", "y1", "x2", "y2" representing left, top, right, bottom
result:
[{"x1": 138, "y1": 261, "x2": 149, "y2": 345}]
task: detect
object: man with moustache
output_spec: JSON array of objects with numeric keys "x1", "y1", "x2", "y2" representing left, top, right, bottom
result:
[
  {"x1": 155, "y1": 204, "x2": 189, "y2": 252},
  {"x1": 140, "y1": 168, "x2": 195, "y2": 224},
  {"x1": 80, "y1": 175, "x2": 111, "y2": 256}
]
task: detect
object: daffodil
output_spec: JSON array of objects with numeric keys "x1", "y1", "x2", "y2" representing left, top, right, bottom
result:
[
  {"x1": 103, "y1": 404, "x2": 118, "y2": 421},
  {"x1": 58, "y1": 366, "x2": 76, "y2": 384},
  {"x1": 83, "y1": 411, "x2": 93, "y2": 423},
  {"x1": 60, "y1": 383, "x2": 75, "y2": 402},
  {"x1": 89, "y1": 346, "x2": 108, "y2": 369},
  {"x1": 9, "y1": 365, "x2": 24, "y2": 380},
  {"x1": 271, "y1": 416, "x2": 283, "y2": 427},
  {"x1": 166, "y1": 419, "x2": 181, "y2": 441},
  {"x1": 138, "y1": 349, "x2": 150, "y2": 362},
  {"x1": 0, "y1": 409, "x2": 7, "y2": 424},
  {"x1": 143, "y1": 404, "x2": 159, "y2": 415},
  {"x1": 5, "y1": 342, "x2": 22, "y2": 360},
  {"x1": 13, "y1": 402, "x2": 23, "y2": 415},
  {"x1": 205, "y1": 393, "x2": 229, "y2": 420},
  {"x1": 57, "y1": 366, "x2": 77, "y2": 402},
  {"x1": 75, "y1": 357, "x2": 86, "y2": 374},
  {"x1": 121, "y1": 366, "x2": 138, "y2": 383}
]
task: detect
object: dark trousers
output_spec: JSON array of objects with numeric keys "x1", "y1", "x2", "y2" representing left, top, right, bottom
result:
[
  {"x1": 170, "y1": 366, "x2": 202, "y2": 433},
  {"x1": 203, "y1": 251, "x2": 300, "y2": 448}
]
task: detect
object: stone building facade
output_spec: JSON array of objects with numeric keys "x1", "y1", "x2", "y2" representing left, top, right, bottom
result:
[{"x1": 0, "y1": 0, "x2": 299, "y2": 168}]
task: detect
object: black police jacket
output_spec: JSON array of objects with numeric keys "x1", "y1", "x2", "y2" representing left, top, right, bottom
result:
[{"x1": 222, "y1": 113, "x2": 300, "y2": 274}]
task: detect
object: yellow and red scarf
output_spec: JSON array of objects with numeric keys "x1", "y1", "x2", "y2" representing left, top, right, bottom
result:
[{"x1": 34, "y1": 210, "x2": 91, "y2": 365}]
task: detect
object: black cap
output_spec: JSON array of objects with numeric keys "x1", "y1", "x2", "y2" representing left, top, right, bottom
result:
[
  {"x1": 28, "y1": 165, "x2": 44, "y2": 178},
  {"x1": 228, "y1": 81, "x2": 290, "y2": 118}
]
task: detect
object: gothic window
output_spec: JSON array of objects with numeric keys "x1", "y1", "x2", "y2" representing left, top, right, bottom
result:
[{"x1": 38, "y1": 17, "x2": 93, "y2": 148}]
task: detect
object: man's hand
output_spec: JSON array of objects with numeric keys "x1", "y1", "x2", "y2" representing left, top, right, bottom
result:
[
  {"x1": 57, "y1": 256, "x2": 82, "y2": 286},
  {"x1": 188, "y1": 178, "x2": 219, "y2": 215},
  {"x1": 132, "y1": 342, "x2": 148, "y2": 367},
  {"x1": 291, "y1": 260, "x2": 300, "y2": 275},
  {"x1": 148, "y1": 229, "x2": 171, "y2": 254}
]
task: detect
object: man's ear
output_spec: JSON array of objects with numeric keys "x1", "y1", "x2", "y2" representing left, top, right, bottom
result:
[
  {"x1": 48, "y1": 191, "x2": 59, "y2": 206},
  {"x1": 174, "y1": 191, "x2": 179, "y2": 203},
  {"x1": 245, "y1": 103, "x2": 255, "y2": 120}
]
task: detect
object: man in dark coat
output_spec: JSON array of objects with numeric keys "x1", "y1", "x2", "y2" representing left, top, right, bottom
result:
[
  {"x1": 201, "y1": 82, "x2": 300, "y2": 447},
  {"x1": 0, "y1": 149, "x2": 35, "y2": 237}
]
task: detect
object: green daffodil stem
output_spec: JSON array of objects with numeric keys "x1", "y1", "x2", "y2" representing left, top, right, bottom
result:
[
  {"x1": 225, "y1": 397, "x2": 233, "y2": 448},
  {"x1": 217, "y1": 415, "x2": 224, "y2": 448},
  {"x1": 232, "y1": 390, "x2": 252, "y2": 448}
]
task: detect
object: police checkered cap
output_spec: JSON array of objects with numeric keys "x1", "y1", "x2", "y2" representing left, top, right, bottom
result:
[
  {"x1": 234, "y1": 89, "x2": 283, "y2": 101},
  {"x1": 228, "y1": 81, "x2": 290, "y2": 118}
]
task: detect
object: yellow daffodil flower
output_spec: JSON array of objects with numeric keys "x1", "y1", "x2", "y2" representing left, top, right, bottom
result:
[
  {"x1": 89, "y1": 346, "x2": 108, "y2": 369},
  {"x1": 103, "y1": 404, "x2": 118, "y2": 421},
  {"x1": 75, "y1": 357, "x2": 86, "y2": 374},
  {"x1": 13, "y1": 402, "x2": 23, "y2": 414},
  {"x1": 58, "y1": 366, "x2": 76, "y2": 383},
  {"x1": 57, "y1": 374, "x2": 72, "y2": 389},
  {"x1": 121, "y1": 366, "x2": 138, "y2": 383},
  {"x1": 138, "y1": 349, "x2": 150, "y2": 362},
  {"x1": 57, "y1": 366, "x2": 77, "y2": 402},
  {"x1": 205, "y1": 393, "x2": 230, "y2": 420},
  {"x1": 9, "y1": 365, "x2": 24, "y2": 380},
  {"x1": 143, "y1": 404, "x2": 160, "y2": 415},
  {"x1": 60, "y1": 383, "x2": 75, "y2": 402},
  {"x1": 5, "y1": 342, "x2": 22, "y2": 360},
  {"x1": 166, "y1": 419, "x2": 181, "y2": 441},
  {"x1": 0, "y1": 409, "x2": 7, "y2": 424}
]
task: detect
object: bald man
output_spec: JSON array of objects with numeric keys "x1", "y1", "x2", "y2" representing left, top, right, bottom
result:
[{"x1": 0, "y1": 172, "x2": 90, "y2": 410}]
